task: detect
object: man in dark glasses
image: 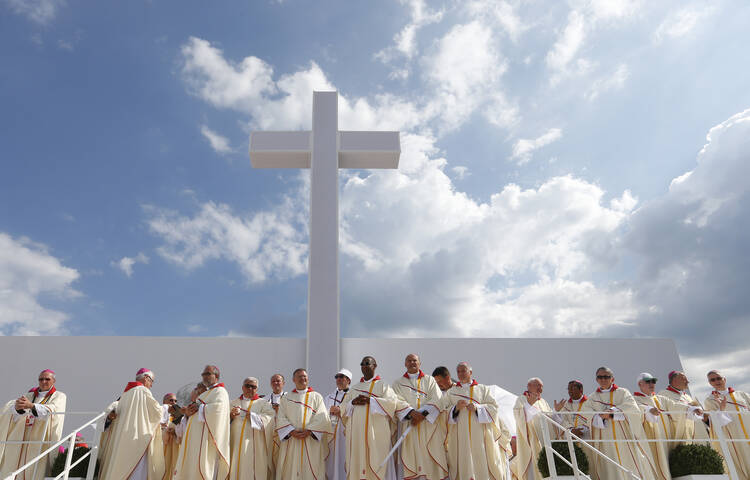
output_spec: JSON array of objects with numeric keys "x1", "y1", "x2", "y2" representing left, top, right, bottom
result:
[
  {"x1": 587, "y1": 367, "x2": 656, "y2": 480},
  {"x1": 228, "y1": 376, "x2": 275, "y2": 480},
  {"x1": 633, "y1": 372, "x2": 674, "y2": 480},
  {"x1": 704, "y1": 370, "x2": 750, "y2": 476}
]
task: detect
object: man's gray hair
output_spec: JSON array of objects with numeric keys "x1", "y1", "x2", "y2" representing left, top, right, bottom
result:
[
  {"x1": 527, "y1": 377, "x2": 543, "y2": 385},
  {"x1": 205, "y1": 365, "x2": 221, "y2": 379},
  {"x1": 136, "y1": 372, "x2": 153, "y2": 382},
  {"x1": 457, "y1": 361, "x2": 472, "y2": 371},
  {"x1": 596, "y1": 366, "x2": 614, "y2": 376},
  {"x1": 244, "y1": 377, "x2": 259, "y2": 385}
]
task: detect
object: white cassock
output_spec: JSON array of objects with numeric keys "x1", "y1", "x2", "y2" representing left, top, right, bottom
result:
[
  {"x1": 98, "y1": 382, "x2": 165, "y2": 480},
  {"x1": 229, "y1": 394, "x2": 275, "y2": 480},
  {"x1": 553, "y1": 395, "x2": 597, "y2": 478},
  {"x1": 633, "y1": 392, "x2": 673, "y2": 480},
  {"x1": 267, "y1": 391, "x2": 286, "y2": 480},
  {"x1": 444, "y1": 379, "x2": 507, "y2": 480},
  {"x1": 173, "y1": 383, "x2": 231, "y2": 480},
  {"x1": 392, "y1": 371, "x2": 448, "y2": 480},
  {"x1": 586, "y1": 385, "x2": 656, "y2": 480},
  {"x1": 0, "y1": 387, "x2": 66, "y2": 480},
  {"x1": 275, "y1": 387, "x2": 331, "y2": 480},
  {"x1": 704, "y1": 388, "x2": 750, "y2": 479},
  {"x1": 341, "y1": 376, "x2": 407, "y2": 480},
  {"x1": 657, "y1": 386, "x2": 710, "y2": 446},
  {"x1": 324, "y1": 388, "x2": 349, "y2": 480},
  {"x1": 512, "y1": 392, "x2": 552, "y2": 480}
]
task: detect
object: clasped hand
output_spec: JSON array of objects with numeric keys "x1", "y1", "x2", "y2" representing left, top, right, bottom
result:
[
  {"x1": 15, "y1": 397, "x2": 32, "y2": 411},
  {"x1": 352, "y1": 395, "x2": 369, "y2": 405},
  {"x1": 455, "y1": 400, "x2": 476, "y2": 412},
  {"x1": 183, "y1": 403, "x2": 199, "y2": 417},
  {"x1": 290, "y1": 429, "x2": 311, "y2": 439}
]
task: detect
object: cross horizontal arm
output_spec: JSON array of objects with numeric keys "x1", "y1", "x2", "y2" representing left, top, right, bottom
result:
[{"x1": 249, "y1": 131, "x2": 400, "y2": 169}]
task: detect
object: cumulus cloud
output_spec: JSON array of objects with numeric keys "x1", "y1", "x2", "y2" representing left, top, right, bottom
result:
[
  {"x1": 144, "y1": 192, "x2": 308, "y2": 284},
  {"x1": 510, "y1": 128, "x2": 563, "y2": 165},
  {"x1": 0, "y1": 233, "x2": 80, "y2": 335},
  {"x1": 423, "y1": 21, "x2": 510, "y2": 132},
  {"x1": 3, "y1": 0, "x2": 65, "y2": 25},
  {"x1": 624, "y1": 108, "x2": 750, "y2": 395},
  {"x1": 200, "y1": 125, "x2": 233, "y2": 154},
  {"x1": 172, "y1": 32, "x2": 750, "y2": 389},
  {"x1": 112, "y1": 252, "x2": 149, "y2": 277}
]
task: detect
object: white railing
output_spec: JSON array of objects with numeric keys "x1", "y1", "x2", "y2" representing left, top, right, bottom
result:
[
  {"x1": 2, "y1": 412, "x2": 107, "y2": 480},
  {"x1": 536, "y1": 409, "x2": 744, "y2": 480}
]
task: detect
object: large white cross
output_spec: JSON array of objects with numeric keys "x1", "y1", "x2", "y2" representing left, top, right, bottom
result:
[{"x1": 249, "y1": 91, "x2": 400, "y2": 382}]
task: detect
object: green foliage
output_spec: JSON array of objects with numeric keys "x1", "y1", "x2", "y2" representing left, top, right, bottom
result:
[
  {"x1": 669, "y1": 443, "x2": 725, "y2": 476},
  {"x1": 537, "y1": 441, "x2": 590, "y2": 477},
  {"x1": 51, "y1": 446, "x2": 92, "y2": 478}
]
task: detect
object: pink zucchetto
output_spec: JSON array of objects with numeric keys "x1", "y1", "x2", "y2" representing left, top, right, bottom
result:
[
  {"x1": 40, "y1": 369, "x2": 55, "y2": 375},
  {"x1": 136, "y1": 368, "x2": 154, "y2": 380}
]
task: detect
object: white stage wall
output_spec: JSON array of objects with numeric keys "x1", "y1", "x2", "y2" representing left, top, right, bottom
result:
[{"x1": 0, "y1": 336, "x2": 682, "y2": 435}]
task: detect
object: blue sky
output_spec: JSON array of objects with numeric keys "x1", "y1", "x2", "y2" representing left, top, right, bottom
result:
[{"x1": 2, "y1": 0, "x2": 750, "y2": 399}]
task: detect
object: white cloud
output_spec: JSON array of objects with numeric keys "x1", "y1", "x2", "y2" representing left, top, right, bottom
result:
[
  {"x1": 654, "y1": 5, "x2": 715, "y2": 44},
  {"x1": 585, "y1": 63, "x2": 629, "y2": 101},
  {"x1": 113, "y1": 252, "x2": 149, "y2": 278},
  {"x1": 200, "y1": 125, "x2": 233, "y2": 154},
  {"x1": 510, "y1": 128, "x2": 563, "y2": 165},
  {"x1": 144, "y1": 192, "x2": 308, "y2": 284},
  {"x1": 424, "y1": 21, "x2": 508, "y2": 132},
  {"x1": 0, "y1": 233, "x2": 80, "y2": 335},
  {"x1": 375, "y1": 0, "x2": 444, "y2": 66},
  {"x1": 451, "y1": 166, "x2": 469, "y2": 179},
  {"x1": 4, "y1": 0, "x2": 65, "y2": 25},
  {"x1": 465, "y1": 0, "x2": 526, "y2": 42},
  {"x1": 622, "y1": 108, "x2": 750, "y2": 385},
  {"x1": 546, "y1": 11, "x2": 586, "y2": 75}
]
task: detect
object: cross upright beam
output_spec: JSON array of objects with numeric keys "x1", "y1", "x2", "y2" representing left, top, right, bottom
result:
[{"x1": 249, "y1": 91, "x2": 400, "y2": 384}]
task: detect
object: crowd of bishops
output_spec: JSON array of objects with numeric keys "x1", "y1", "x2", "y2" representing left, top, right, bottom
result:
[{"x1": 1, "y1": 354, "x2": 749, "y2": 480}]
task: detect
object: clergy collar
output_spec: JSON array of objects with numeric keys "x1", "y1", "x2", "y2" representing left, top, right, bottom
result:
[
  {"x1": 208, "y1": 382, "x2": 225, "y2": 390},
  {"x1": 713, "y1": 388, "x2": 733, "y2": 395},
  {"x1": 633, "y1": 391, "x2": 652, "y2": 397},
  {"x1": 241, "y1": 394, "x2": 260, "y2": 400},
  {"x1": 403, "y1": 370, "x2": 425, "y2": 379},
  {"x1": 124, "y1": 382, "x2": 143, "y2": 393},
  {"x1": 666, "y1": 386, "x2": 683, "y2": 394},
  {"x1": 596, "y1": 384, "x2": 618, "y2": 393},
  {"x1": 568, "y1": 395, "x2": 587, "y2": 403},
  {"x1": 360, "y1": 375, "x2": 380, "y2": 383},
  {"x1": 456, "y1": 379, "x2": 478, "y2": 388},
  {"x1": 292, "y1": 387, "x2": 314, "y2": 393}
]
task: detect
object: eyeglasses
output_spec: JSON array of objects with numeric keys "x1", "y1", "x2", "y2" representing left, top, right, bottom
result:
[
  {"x1": 201, "y1": 372, "x2": 213, "y2": 376},
  {"x1": 360, "y1": 362, "x2": 373, "y2": 366},
  {"x1": 334, "y1": 374, "x2": 347, "y2": 379},
  {"x1": 38, "y1": 378, "x2": 53, "y2": 382},
  {"x1": 243, "y1": 384, "x2": 258, "y2": 389},
  {"x1": 596, "y1": 375, "x2": 612, "y2": 380},
  {"x1": 708, "y1": 377, "x2": 722, "y2": 382},
  {"x1": 644, "y1": 379, "x2": 657, "y2": 384}
]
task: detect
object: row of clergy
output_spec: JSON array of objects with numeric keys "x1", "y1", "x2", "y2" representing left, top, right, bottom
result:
[{"x1": 1, "y1": 359, "x2": 749, "y2": 480}]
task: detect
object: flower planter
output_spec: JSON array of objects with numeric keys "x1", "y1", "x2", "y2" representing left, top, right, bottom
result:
[{"x1": 672, "y1": 476, "x2": 729, "y2": 480}]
